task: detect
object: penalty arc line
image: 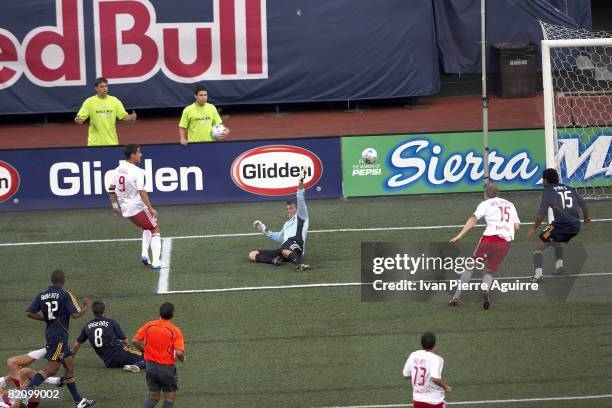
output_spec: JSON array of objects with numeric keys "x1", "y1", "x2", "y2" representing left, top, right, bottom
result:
[
  {"x1": 317, "y1": 393, "x2": 612, "y2": 408},
  {"x1": 157, "y1": 272, "x2": 612, "y2": 294},
  {"x1": 1, "y1": 218, "x2": 611, "y2": 247}
]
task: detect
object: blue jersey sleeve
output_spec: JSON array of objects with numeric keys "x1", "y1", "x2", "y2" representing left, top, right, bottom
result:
[
  {"x1": 77, "y1": 325, "x2": 88, "y2": 343},
  {"x1": 265, "y1": 230, "x2": 284, "y2": 243},
  {"x1": 26, "y1": 296, "x2": 41, "y2": 314},
  {"x1": 538, "y1": 190, "x2": 553, "y2": 215},
  {"x1": 64, "y1": 291, "x2": 81, "y2": 315},
  {"x1": 297, "y1": 188, "x2": 308, "y2": 220},
  {"x1": 113, "y1": 320, "x2": 127, "y2": 341}
]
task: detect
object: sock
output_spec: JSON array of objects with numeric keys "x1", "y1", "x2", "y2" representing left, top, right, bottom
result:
[
  {"x1": 453, "y1": 269, "x2": 473, "y2": 299},
  {"x1": 144, "y1": 397, "x2": 159, "y2": 408},
  {"x1": 151, "y1": 233, "x2": 161, "y2": 265},
  {"x1": 43, "y1": 376, "x2": 61, "y2": 385},
  {"x1": 142, "y1": 230, "x2": 152, "y2": 258},
  {"x1": 554, "y1": 245, "x2": 564, "y2": 270},
  {"x1": 533, "y1": 251, "x2": 543, "y2": 270},
  {"x1": 65, "y1": 379, "x2": 82, "y2": 402},
  {"x1": 135, "y1": 360, "x2": 146, "y2": 369},
  {"x1": 27, "y1": 373, "x2": 45, "y2": 389},
  {"x1": 482, "y1": 273, "x2": 494, "y2": 292},
  {"x1": 161, "y1": 400, "x2": 174, "y2": 408}
]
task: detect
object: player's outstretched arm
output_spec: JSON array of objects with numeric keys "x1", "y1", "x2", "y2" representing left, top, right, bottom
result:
[
  {"x1": 297, "y1": 167, "x2": 308, "y2": 220},
  {"x1": 450, "y1": 215, "x2": 477, "y2": 244},
  {"x1": 71, "y1": 297, "x2": 92, "y2": 319}
]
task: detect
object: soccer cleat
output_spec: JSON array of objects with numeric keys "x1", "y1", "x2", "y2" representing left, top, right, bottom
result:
[
  {"x1": 531, "y1": 274, "x2": 544, "y2": 283},
  {"x1": 76, "y1": 398, "x2": 96, "y2": 408},
  {"x1": 553, "y1": 266, "x2": 564, "y2": 276},
  {"x1": 295, "y1": 264, "x2": 311, "y2": 272},
  {"x1": 58, "y1": 376, "x2": 65, "y2": 387},
  {"x1": 271, "y1": 256, "x2": 284, "y2": 266},
  {"x1": 123, "y1": 364, "x2": 141, "y2": 373},
  {"x1": 449, "y1": 297, "x2": 460, "y2": 307},
  {"x1": 151, "y1": 261, "x2": 166, "y2": 270},
  {"x1": 141, "y1": 256, "x2": 151, "y2": 266},
  {"x1": 482, "y1": 291, "x2": 491, "y2": 310}
]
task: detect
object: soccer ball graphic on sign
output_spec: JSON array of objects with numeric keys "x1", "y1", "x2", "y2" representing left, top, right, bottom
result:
[
  {"x1": 211, "y1": 124, "x2": 227, "y2": 140},
  {"x1": 361, "y1": 148, "x2": 378, "y2": 164}
]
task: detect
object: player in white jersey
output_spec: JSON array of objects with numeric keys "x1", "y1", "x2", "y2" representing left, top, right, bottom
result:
[
  {"x1": 403, "y1": 332, "x2": 452, "y2": 408},
  {"x1": 449, "y1": 182, "x2": 520, "y2": 309},
  {"x1": 108, "y1": 145, "x2": 164, "y2": 269},
  {"x1": 1, "y1": 348, "x2": 62, "y2": 408}
]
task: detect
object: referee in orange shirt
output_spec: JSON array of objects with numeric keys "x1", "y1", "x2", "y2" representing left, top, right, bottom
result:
[{"x1": 133, "y1": 302, "x2": 185, "y2": 408}]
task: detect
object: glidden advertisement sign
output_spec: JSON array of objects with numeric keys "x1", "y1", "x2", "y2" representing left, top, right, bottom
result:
[{"x1": 0, "y1": 138, "x2": 341, "y2": 211}]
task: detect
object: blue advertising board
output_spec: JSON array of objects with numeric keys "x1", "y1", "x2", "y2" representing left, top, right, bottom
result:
[{"x1": 0, "y1": 138, "x2": 342, "y2": 210}]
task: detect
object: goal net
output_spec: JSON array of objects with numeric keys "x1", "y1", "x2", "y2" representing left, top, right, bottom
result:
[{"x1": 540, "y1": 22, "x2": 612, "y2": 199}]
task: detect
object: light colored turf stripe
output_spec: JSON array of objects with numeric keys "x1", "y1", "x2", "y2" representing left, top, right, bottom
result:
[
  {"x1": 1, "y1": 218, "x2": 611, "y2": 247},
  {"x1": 319, "y1": 393, "x2": 612, "y2": 407},
  {"x1": 157, "y1": 238, "x2": 172, "y2": 294}
]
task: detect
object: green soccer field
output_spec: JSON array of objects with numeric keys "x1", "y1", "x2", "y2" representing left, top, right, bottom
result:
[{"x1": 1, "y1": 191, "x2": 611, "y2": 408}]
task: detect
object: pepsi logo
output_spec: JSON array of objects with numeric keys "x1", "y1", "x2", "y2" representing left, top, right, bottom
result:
[
  {"x1": 231, "y1": 145, "x2": 323, "y2": 195},
  {"x1": 0, "y1": 161, "x2": 20, "y2": 203}
]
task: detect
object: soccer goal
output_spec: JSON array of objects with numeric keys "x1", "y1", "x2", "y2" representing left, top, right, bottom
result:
[{"x1": 540, "y1": 22, "x2": 612, "y2": 199}]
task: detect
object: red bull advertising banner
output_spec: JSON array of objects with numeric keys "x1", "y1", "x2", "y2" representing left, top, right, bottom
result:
[{"x1": 0, "y1": 0, "x2": 439, "y2": 114}]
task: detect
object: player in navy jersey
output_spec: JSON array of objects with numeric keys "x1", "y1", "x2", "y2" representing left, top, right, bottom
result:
[
  {"x1": 526, "y1": 168, "x2": 590, "y2": 283},
  {"x1": 72, "y1": 301, "x2": 144, "y2": 373},
  {"x1": 24, "y1": 270, "x2": 95, "y2": 408}
]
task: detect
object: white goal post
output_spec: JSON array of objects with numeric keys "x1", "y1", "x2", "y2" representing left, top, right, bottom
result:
[{"x1": 540, "y1": 22, "x2": 612, "y2": 200}]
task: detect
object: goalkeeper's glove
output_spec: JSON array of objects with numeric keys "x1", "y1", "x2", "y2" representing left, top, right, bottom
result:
[
  {"x1": 253, "y1": 220, "x2": 266, "y2": 234},
  {"x1": 299, "y1": 166, "x2": 307, "y2": 183}
]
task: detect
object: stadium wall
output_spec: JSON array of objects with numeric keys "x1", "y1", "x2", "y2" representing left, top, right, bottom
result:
[{"x1": 1, "y1": 129, "x2": 609, "y2": 210}]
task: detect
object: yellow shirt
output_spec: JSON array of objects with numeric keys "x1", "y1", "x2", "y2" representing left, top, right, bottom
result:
[
  {"x1": 178, "y1": 103, "x2": 222, "y2": 143},
  {"x1": 77, "y1": 95, "x2": 128, "y2": 146}
]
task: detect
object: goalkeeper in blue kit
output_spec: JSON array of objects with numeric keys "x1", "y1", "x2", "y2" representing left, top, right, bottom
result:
[{"x1": 249, "y1": 167, "x2": 310, "y2": 271}]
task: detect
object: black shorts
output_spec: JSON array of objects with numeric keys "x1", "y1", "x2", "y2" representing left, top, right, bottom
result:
[
  {"x1": 280, "y1": 238, "x2": 303, "y2": 256},
  {"x1": 145, "y1": 361, "x2": 178, "y2": 393},
  {"x1": 107, "y1": 347, "x2": 144, "y2": 368},
  {"x1": 539, "y1": 225, "x2": 578, "y2": 243},
  {"x1": 45, "y1": 341, "x2": 72, "y2": 362}
]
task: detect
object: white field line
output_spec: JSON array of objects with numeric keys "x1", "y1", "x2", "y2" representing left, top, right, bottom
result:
[
  {"x1": 1, "y1": 218, "x2": 611, "y2": 247},
  {"x1": 159, "y1": 272, "x2": 612, "y2": 294},
  {"x1": 157, "y1": 238, "x2": 172, "y2": 294},
  {"x1": 319, "y1": 393, "x2": 612, "y2": 408}
]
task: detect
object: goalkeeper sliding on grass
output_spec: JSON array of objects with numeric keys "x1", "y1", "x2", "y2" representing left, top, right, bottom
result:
[{"x1": 249, "y1": 167, "x2": 310, "y2": 272}]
